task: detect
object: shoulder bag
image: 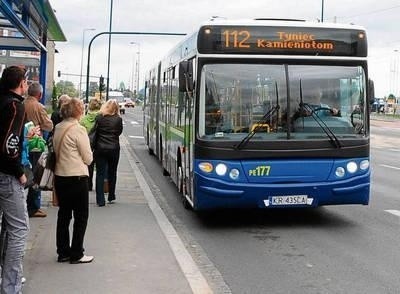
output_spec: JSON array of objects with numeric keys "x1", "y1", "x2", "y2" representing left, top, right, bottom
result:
[
  {"x1": 88, "y1": 118, "x2": 99, "y2": 150},
  {"x1": 35, "y1": 124, "x2": 74, "y2": 190}
]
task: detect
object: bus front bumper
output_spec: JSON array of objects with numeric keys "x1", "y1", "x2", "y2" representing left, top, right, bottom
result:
[{"x1": 193, "y1": 172, "x2": 370, "y2": 210}]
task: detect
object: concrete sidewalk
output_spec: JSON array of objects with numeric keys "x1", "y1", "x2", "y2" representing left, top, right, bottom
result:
[{"x1": 22, "y1": 137, "x2": 203, "y2": 294}]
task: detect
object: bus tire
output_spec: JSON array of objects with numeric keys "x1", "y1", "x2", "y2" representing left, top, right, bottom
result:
[
  {"x1": 177, "y1": 164, "x2": 184, "y2": 194},
  {"x1": 182, "y1": 195, "x2": 192, "y2": 210},
  {"x1": 147, "y1": 127, "x2": 154, "y2": 155},
  {"x1": 160, "y1": 140, "x2": 169, "y2": 176}
]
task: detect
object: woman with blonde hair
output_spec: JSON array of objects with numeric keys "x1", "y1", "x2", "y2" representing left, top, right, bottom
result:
[
  {"x1": 92, "y1": 99, "x2": 123, "y2": 206},
  {"x1": 80, "y1": 98, "x2": 102, "y2": 190},
  {"x1": 53, "y1": 97, "x2": 94, "y2": 264}
]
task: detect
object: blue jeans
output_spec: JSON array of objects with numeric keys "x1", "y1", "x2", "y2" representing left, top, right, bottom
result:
[
  {"x1": 0, "y1": 172, "x2": 29, "y2": 294},
  {"x1": 27, "y1": 152, "x2": 42, "y2": 215},
  {"x1": 95, "y1": 149, "x2": 120, "y2": 205}
]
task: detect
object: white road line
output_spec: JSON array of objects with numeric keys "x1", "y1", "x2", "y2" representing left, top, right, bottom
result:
[
  {"x1": 389, "y1": 148, "x2": 400, "y2": 152},
  {"x1": 130, "y1": 121, "x2": 139, "y2": 125},
  {"x1": 121, "y1": 134, "x2": 213, "y2": 294},
  {"x1": 128, "y1": 135, "x2": 144, "y2": 139},
  {"x1": 385, "y1": 210, "x2": 400, "y2": 217},
  {"x1": 380, "y1": 164, "x2": 400, "y2": 170}
]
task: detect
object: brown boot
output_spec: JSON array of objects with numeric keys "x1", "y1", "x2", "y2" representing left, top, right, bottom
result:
[{"x1": 31, "y1": 210, "x2": 47, "y2": 217}]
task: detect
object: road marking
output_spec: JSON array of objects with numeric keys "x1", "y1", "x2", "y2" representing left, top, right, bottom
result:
[
  {"x1": 380, "y1": 164, "x2": 400, "y2": 170},
  {"x1": 385, "y1": 210, "x2": 400, "y2": 217},
  {"x1": 389, "y1": 148, "x2": 400, "y2": 152},
  {"x1": 121, "y1": 134, "x2": 213, "y2": 294},
  {"x1": 131, "y1": 121, "x2": 139, "y2": 125},
  {"x1": 128, "y1": 135, "x2": 144, "y2": 139}
]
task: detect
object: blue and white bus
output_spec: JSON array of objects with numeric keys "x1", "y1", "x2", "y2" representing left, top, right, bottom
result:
[{"x1": 143, "y1": 19, "x2": 373, "y2": 210}]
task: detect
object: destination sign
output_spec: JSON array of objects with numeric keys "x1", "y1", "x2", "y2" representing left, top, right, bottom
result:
[{"x1": 197, "y1": 26, "x2": 367, "y2": 57}]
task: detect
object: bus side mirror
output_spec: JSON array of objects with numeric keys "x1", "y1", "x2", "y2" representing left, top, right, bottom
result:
[
  {"x1": 368, "y1": 79, "x2": 375, "y2": 104},
  {"x1": 179, "y1": 60, "x2": 194, "y2": 92}
]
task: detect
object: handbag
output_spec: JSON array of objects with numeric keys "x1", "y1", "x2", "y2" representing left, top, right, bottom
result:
[
  {"x1": 52, "y1": 189, "x2": 59, "y2": 207},
  {"x1": 23, "y1": 165, "x2": 34, "y2": 189},
  {"x1": 46, "y1": 135, "x2": 56, "y2": 172},
  {"x1": 103, "y1": 179, "x2": 109, "y2": 194},
  {"x1": 35, "y1": 124, "x2": 74, "y2": 191},
  {"x1": 88, "y1": 119, "x2": 99, "y2": 150}
]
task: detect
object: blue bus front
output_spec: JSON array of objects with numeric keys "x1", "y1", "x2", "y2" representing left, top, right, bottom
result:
[
  {"x1": 192, "y1": 62, "x2": 370, "y2": 210},
  {"x1": 194, "y1": 158, "x2": 369, "y2": 209}
]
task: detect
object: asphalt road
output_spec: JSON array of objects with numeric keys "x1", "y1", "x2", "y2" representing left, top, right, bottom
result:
[{"x1": 123, "y1": 107, "x2": 400, "y2": 294}]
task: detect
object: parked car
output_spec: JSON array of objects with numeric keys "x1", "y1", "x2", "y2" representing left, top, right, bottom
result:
[{"x1": 124, "y1": 98, "x2": 135, "y2": 108}]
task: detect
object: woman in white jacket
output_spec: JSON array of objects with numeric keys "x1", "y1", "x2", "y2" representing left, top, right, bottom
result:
[{"x1": 53, "y1": 97, "x2": 94, "y2": 264}]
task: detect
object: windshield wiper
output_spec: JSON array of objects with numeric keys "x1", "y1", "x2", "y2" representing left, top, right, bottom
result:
[
  {"x1": 300, "y1": 102, "x2": 342, "y2": 148},
  {"x1": 298, "y1": 79, "x2": 341, "y2": 148},
  {"x1": 234, "y1": 104, "x2": 280, "y2": 150}
]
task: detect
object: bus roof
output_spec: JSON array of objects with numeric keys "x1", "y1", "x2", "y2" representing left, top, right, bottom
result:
[{"x1": 199, "y1": 18, "x2": 365, "y2": 31}]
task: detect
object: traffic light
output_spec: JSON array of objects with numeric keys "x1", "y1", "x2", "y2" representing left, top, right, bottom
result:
[
  {"x1": 57, "y1": 70, "x2": 61, "y2": 77},
  {"x1": 99, "y1": 75, "x2": 105, "y2": 92}
]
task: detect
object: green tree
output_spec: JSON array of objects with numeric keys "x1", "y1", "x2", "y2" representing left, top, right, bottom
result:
[
  {"x1": 55, "y1": 80, "x2": 77, "y2": 97},
  {"x1": 119, "y1": 82, "x2": 126, "y2": 92},
  {"x1": 51, "y1": 81, "x2": 58, "y2": 111}
]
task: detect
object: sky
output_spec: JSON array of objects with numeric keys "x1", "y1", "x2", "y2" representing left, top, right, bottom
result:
[{"x1": 49, "y1": 0, "x2": 400, "y2": 98}]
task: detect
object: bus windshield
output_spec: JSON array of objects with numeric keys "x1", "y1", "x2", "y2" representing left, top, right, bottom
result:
[{"x1": 199, "y1": 64, "x2": 366, "y2": 141}]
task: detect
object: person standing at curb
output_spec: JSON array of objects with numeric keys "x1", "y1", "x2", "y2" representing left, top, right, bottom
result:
[
  {"x1": 80, "y1": 98, "x2": 102, "y2": 191},
  {"x1": 92, "y1": 99, "x2": 123, "y2": 206},
  {"x1": 0, "y1": 66, "x2": 30, "y2": 293},
  {"x1": 24, "y1": 82, "x2": 53, "y2": 218},
  {"x1": 51, "y1": 94, "x2": 71, "y2": 129},
  {"x1": 53, "y1": 98, "x2": 94, "y2": 264}
]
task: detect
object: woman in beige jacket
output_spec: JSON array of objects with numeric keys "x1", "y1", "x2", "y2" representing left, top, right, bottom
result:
[{"x1": 53, "y1": 97, "x2": 94, "y2": 264}]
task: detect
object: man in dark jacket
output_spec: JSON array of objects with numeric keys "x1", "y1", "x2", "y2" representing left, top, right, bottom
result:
[{"x1": 0, "y1": 66, "x2": 30, "y2": 293}]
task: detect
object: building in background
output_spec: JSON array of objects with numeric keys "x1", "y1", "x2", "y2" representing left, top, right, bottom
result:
[{"x1": 0, "y1": 0, "x2": 66, "y2": 104}]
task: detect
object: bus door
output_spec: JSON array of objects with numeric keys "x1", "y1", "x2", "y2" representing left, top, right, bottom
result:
[
  {"x1": 155, "y1": 62, "x2": 161, "y2": 159},
  {"x1": 183, "y1": 59, "x2": 195, "y2": 201},
  {"x1": 164, "y1": 68, "x2": 173, "y2": 172}
]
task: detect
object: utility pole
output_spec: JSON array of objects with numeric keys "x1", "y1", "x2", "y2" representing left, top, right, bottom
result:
[
  {"x1": 106, "y1": 0, "x2": 113, "y2": 101},
  {"x1": 321, "y1": 0, "x2": 324, "y2": 22}
]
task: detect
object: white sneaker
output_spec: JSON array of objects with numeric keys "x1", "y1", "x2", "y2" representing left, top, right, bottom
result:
[
  {"x1": 70, "y1": 255, "x2": 94, "y2": 264},
  {"x1": 21, "y1": 277, "x2": 26, "y2": 284}
]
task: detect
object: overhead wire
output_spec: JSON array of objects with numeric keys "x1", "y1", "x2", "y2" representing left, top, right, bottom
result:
[{"x1": 334, "y1": 4, "x2": 400, "y2": 20}]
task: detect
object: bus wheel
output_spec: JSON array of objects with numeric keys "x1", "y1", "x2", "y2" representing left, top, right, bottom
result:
[
  {"x1": 147, "y1": 127, "x2": 154, "y2": 155},
  {"x1": 182, "y1": 196, "x2": 191, "y2": 210},
  {"x1": 181, "y1": 177, "x2": 192, "y2": 210},
  {"x1": 161, "y1": 142, "x2": 169, "y2": 176},
  {"x1": 177, "y1": 165, "x2": 184, "y2": 194}
]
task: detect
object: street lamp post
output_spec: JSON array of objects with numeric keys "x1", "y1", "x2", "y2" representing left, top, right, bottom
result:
[
  {"x1": 321, "y1": 0, "x2": 324, "y2": 22},
  {"x1": 130, "y1": 42, "x2": 140, "y2": 99},
  {"x1": 79, "y1": 28, "x2": 95, "y2": 98},
  {"x1": 106, "y1": 0, "x2": 114, "y2": 100}
]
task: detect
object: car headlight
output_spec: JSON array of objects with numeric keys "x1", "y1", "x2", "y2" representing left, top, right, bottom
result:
[
  {"x1": 199, "y1": 162, "x2": 213, "y2": 173},
  {"x1": 346, "y1": 161, "x2": 358, "y2": 173},
  {"x1": 229, "y1": 169, "x2": 240, "y2": 180},
  {"x1": 359, "y1": 160, "x2": 369, "y2": 170},
  {"x1": 335, "y1": 167, "x2": 345, "y2": 177},
  {"x1": 215, "y1": 163, "x2": 227, "y2": 176}
]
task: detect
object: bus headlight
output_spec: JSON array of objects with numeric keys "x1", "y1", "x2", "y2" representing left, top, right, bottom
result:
[
  {"x1": 229, "y1": 169, "x2": 240, "y2": 180},
  {"x1": 359, "y1": 160, "x2": 369, "y2": 170},
  {"x1": 335, "y1": 167, "x2": 345, "y2": 177},
  {"x1": 346, "y1": 161, "x2": 358, "y2": 173},
  {"x1": 215, "y1": 163, "x2": 227, "y2": 176},
  {"x1": 199, "y1": 162, "x2": 213, "y2": 173}
]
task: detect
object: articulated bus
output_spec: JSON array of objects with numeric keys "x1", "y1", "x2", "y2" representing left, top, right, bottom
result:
[{"x1": 143, "y1": 19, "x2": 374, "y2": 210}]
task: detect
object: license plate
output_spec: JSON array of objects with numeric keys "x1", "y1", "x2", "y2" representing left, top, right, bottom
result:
[{"x1": 270, "y1": 195, "x2": 308, "y2": 206}]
